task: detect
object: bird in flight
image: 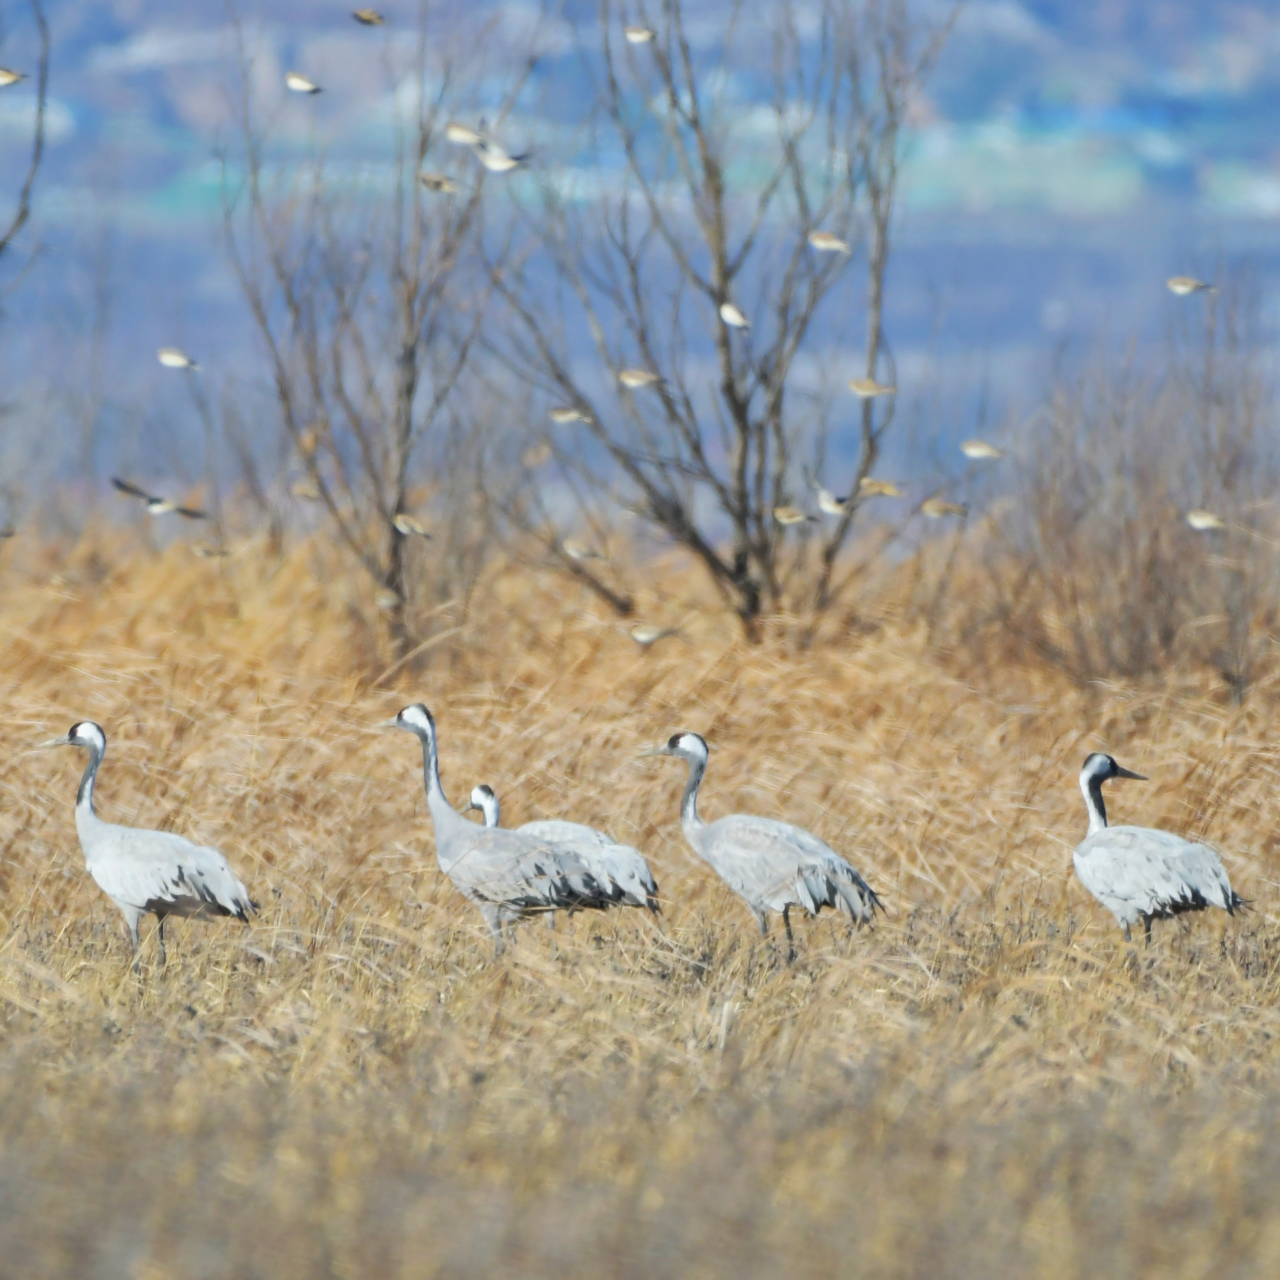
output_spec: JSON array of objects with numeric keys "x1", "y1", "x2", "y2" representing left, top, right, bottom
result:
[
  {"x1": 286, "y1": 72, "x2": 322, "y2": 94},
  {"x1": 774, "y1": 505, "x2": 816, "y2": 525},
  {"x1": 849, "y1": 377, "x2": 895, "y2": 398},
  {"x1": 624, "y1": 25, "x2": 654, "y2": 43},
  {"x1": 419, "y1": 173, "x2": 461, "y2": 194},
  {"x1": 393, "y1": 513, "x2": 433, "y2": 538},
  {"x1": 112, "y1": 478, "x2": 207, "y2": 520},
  {"x1": 1167, "y1": 276, "x2": 1214, "y2": 296},
  {"x1": 1186, "y1": 509, "x2": 1225, "y2": 531},
  {"x1": 719, "y1": 302, "x2": 750, "y2": 329},
  {"x1": 921, "y1": 497, "x2": 967, "y2": 519},
  {"x1": 807, "y1": 230, "x2": 850, "y2": 253},
  {"x1": 0, "y1": 68, "x2": 26, "y2": 87},
  {"x1": 619, "y1": 368, "x2": 659, "y2": 389},
  {"x1": 353, "y1": 8, "x2": 386, "y2": 23},
  {"x1": 960, "y1": 439, "x2": 1002, "y2": 460},
  {"x1": 549, "y1": 406, "x2": 591, "y2": 424},
  {"x1": 859, "y1": 477, "x2": 902, "y2": 498},
  {"x1": 157, "y1": 347, "x2": 198, "y2": 370}
]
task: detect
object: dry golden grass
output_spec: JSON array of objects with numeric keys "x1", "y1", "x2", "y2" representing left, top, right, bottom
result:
[{"x1": 4, "y1": 530, "x2": 1280, "y2": 1277}]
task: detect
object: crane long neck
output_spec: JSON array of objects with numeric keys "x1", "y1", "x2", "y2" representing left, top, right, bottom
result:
[
  {"x1": 416, "y1": 726, "x2": 468, "y2": 861},
  {"x1": 680, "y1": 755, "x2": 706, "y2": 836},
  {"x1": 1082, "y1": 775, "x2": 1108, "y2": 835},
  {"x1": 76, "y1": 743, "x2": 104, "y2": 817}
]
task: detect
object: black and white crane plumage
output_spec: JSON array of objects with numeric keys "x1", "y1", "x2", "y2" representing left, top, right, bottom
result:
[
  {"x1": 44, "y1": 722, "x2": 255, "y2": 965},
  {"x1": 1073, "y1": 752, "x2": 1245, "y2": 944},
  {"x1": 642, "y1": 732, "x2": 882, "y2": 958},
  {"x1": 386, "y1": 704, "x2": 622, "y2": 951},
  {"x1": 465, "y1": 783, "x2": 660, "y2": 924}
]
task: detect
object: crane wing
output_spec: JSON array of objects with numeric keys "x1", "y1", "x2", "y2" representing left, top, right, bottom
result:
[
  {"x1": 521, "y1": 820, "x2": 658, "y2": 907},
  {"x1": 84, "y1": 825, "x2": 255, "y2": 921},
  {"x1": 1074, "y1": 826, "x2": 1237, "y2": 919},
  {"x1": 698, "y1": 815, "x2": 881, "y2": 921}
]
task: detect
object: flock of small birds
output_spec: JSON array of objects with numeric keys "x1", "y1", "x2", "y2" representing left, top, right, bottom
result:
[
  {"x1": 37, "y1": 709, "x2": 1245, "y2": 969},
  {"x1": 5, "y1": 17, "x2": 1249, "y2": 967}
]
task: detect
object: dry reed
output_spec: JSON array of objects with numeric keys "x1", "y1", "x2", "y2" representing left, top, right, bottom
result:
[{"x1": 2, "y1": 529, "x2": 1280, "y2": 1277}]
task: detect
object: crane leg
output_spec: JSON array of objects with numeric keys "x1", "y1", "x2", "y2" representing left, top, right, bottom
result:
[
  {"x1": 1143, "y1": 915, "x2": 1152, "y2": 948},
  {"x1": 783, "y1": 905, "x2": 795, "y2": 965},
  {"x1": 155, "y1": 918, "x2": 167, "y2": 967},
  {"x1": 1123, "y1": 922, "x2": 1132, "y2": 944}
]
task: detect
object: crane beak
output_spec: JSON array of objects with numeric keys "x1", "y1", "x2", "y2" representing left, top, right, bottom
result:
[
  {"x1": 38, "y1": 733, "x2": 71, "y2": 749},
  {"x1": 638, "y1": 745, "x2": 671, "y2": 758},
  {"x1": 375, "y1": 718, "x2": 402, "y2": 731},
  {"x1": 1114, "y1": 765, "x2": 1147, "y2": 781},
  {"x1": 463, "y1": 800, "x2": 478, "y2": 813}
]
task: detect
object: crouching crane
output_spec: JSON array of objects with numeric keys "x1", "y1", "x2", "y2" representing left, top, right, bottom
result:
[{"x1": 466, "y1": 783, "x2": 660, "y2": 926}]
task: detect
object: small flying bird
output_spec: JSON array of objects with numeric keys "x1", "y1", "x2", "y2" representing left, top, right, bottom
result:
[
  {"x1": 298, "y1": 428, "x2": 319, "y2": 457},
  {"x1": 1186, "y1": 509, "x2": 1225, "y2": 531},
  {"x1": 859, "y1": 477, "x2": 902, "y2": 498},
  {"x1": 921, "y1": 497, "x2": 967, "y2": 519},
  {"x1": 619, "y1": 368, "x2": 659, "y2": 389},
  {"x1": 1073, "y1": 752, "x2": 1244, "y2": 945},
  {"x1": 157, "y1": 347, "x2": 198, "y2": 370},
  {"x1": 393, "y1": 513, "x2": 432, "y2": 538},
  {"x1": 630, "y1": 623, "x2": 678, "y2": 648},
  {"x1": 549, "y1": 406, "x2": 591, "y2": 424},
  {"x1": 1167, "y1": 276, "x2": 1214, "y2": 296},
  {"x1": 285, "y1": 72, "x2": 322, "y2": 94},
  {"x1": 642, "y1": 732, "x2": 882, "y2": 960},
  {"x1": 471, "y1": 134, "x2": 527, "y2": 173},
  {"x1": 466, "y1": 783, "x2": 660, "y2": 924},
  {"x1": 522, "y1": 443, "x2": 552, "y2": 469},
  {"x1": 814, "y1": 487, "x2": 849, "y2": 517},
  {"x1": 112, "y1": 478, "x2": 207, "y2": 520},
  {"x1": 0, "y1": 69, "x2": 26, "y2": 88},
  {"x1": 563, "y1": 538, "x2": 604, "y2": 562},
  {"x1": 291, "y1": 481, "x2": 321, "y2": 501},
  {"x1": 42, "y1": 721, "x2": 255, "y2": 966},
  {"x1": 719, "y1": 302, "x2": 749, "y2": 329},
  {"x1": 807, "y1": 230, "x2": 851, "y2": 253},
  {"x1": 849, "y1": 377, "x2": 895, "y2": 398},
  {"x1": 419, "y1": 172, "x2": 461, "y2": 194},
  {"x1": 774, "y1": 505, "x2": 816, "y2": 525},
  {"x1": 375, "y1": 588, "x2": 401, "y2": 611},
  {"x1": 352, "y1": 8, "x2": 385, "y2": 23},
  {"x1": 445, "y1": 121, "x2": 482, "y2": 145},
  {"x1": 624, "y1": 25, "x2": 654, "y2": 43},
  {"x1": 192, "y1": 544, "x2": 230, "y2": 558},
  {"x1": 961, "y1": 439, "x2": 1003, "y2": 460}
]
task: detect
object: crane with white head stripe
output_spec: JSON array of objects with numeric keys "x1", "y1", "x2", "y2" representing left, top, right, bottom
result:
[
  {"x1": 384, "y1": 705, "x2": 619, "y2": 951},
  {"x1": 641, "y1": 732, "x2": 882, "y2": 959},
  {"x1": 1073, "y1": 752, "x2": 1245, "y2": 944},
  {"x1": 465, "y1": 783, "x2": 660, "y2": 928},
  {"x1": 42, "y1": 722, "x2": 255, "y2": 966}
]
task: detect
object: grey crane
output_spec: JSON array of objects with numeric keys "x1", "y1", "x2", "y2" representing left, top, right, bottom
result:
[
  {"x1": 465, "y1": 784, "x2": 660, "y2": 925},
  {"x1": 642, "y1": 732, "x2": 882, "y2": 959},
  {"x1": 1073, "y1": 752, "x2": 1245, "y2": 944},
  {"x1": 385, "y1": 704, "x2": 617, "y2": 951},
  {"x1": 43, "y1": 721, "x2": 255, "y2": 966}
]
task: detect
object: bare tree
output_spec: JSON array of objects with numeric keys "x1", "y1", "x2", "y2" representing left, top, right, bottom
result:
[
  {"x1": 491, "y1": 0, "x2": 947, "y2": 634},
  {"x1": 223, "y1": 9, "x2": 536, "y2": 654},
  {"x1": 0, "y1": 0, "x2": 48, "y2": 268}
]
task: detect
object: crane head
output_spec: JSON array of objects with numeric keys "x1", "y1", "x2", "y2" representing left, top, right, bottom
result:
[
  {"x1": 1081, "y1": 752, "x2": 1147, "y2": 785},
  {"x1": 41, "y1": 721, "x2": 106, "y2": 752},
  {"x1": 640, "y1": 731, "x2": 709, "y2": 764}
]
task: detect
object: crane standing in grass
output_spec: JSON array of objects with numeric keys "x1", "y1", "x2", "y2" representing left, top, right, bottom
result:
[
  {"x1": 43, "y1": 721, "x2": 255, "y2": 967},
  {"x1": 465, "y1": 783, "x2": 660, "y2": 927},
  {"x1": 1073, "y1": 752, "x2": 1245, "y2": 944},
  {"x1": 641, "y1": 732, "x2": 882, "y2": 960},
  {"x1": 385, "y1": 704, "x2": 618, "y2": 951}
]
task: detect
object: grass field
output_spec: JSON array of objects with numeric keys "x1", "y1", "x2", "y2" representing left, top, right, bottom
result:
[{"x1": 3, "y1": 531, "x2": 1280, "y2": 1277}]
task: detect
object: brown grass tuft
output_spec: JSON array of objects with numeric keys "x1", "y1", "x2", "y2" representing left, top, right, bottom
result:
[{"x1": 2, "y1": 532, "x2": 1280, "y2": 1276}]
